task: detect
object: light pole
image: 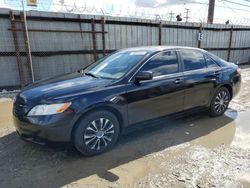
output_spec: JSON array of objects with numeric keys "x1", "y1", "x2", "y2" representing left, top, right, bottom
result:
[{"x1": 21, "y1": 0, "x2": 35, "y2": 83}]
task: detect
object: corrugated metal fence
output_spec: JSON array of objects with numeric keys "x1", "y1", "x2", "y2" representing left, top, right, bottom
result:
[{"x1": 0, "y1": 8, "x2": 250, "y2": 89}]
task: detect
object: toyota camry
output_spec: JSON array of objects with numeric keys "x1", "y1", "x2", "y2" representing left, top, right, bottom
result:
[{"x1": 13, "y1": 46, "x2": 241, "y2": 155}]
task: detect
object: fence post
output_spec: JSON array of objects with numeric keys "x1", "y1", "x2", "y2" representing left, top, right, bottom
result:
[
  {"x1": 21, "y1": 2, "x2": 35, "y2": 83},
  {"x1": 20, "y1": 12, "x2": 33, "y2": 83},
  {"x1": 227, "y1": 26, "x2": 233, "y2": 62},
  {"x1": 198, "y1": 23, "x2": 202, "y2": 48},
  {"x1": 9, "y1": 11, "x2": 25, "y2": 89},
  {"x1": 101, "y1": 17, "x2": 106, "y2": 56},
  {"x1": 91, "y1": 18, "x2": 98, "y2": 61},
  {"x1": 158, "y1": 22, "x2": 162, "y2": 45}
]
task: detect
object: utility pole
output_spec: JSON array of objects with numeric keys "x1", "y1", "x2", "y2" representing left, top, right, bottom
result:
[
  {"x1": 184, "y1": 8, "x2": 190, "y2": 22},
  {"x1": 169, "y1": 11, "x2": 175, "y2": 22},
  {"x1": 207, "y1": 0, "x2": 215, "y2": 24}
]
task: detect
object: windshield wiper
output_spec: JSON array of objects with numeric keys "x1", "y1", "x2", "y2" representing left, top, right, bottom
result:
[{"x1": 84, "y1": 72, "x2": 99, "y2": 78}]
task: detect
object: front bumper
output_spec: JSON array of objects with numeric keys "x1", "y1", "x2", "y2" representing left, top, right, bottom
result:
[{"x1": 13, "y1": 112, "x2": 75, "y2": 144}]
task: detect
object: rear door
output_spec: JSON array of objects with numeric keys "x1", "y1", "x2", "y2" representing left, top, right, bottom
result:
[
  {"x1": 124, "y1": 50, "x2": 185, "y2": 125},
  {"x1": 179, "y1": 49, "x2": 220, "y2": 109}
]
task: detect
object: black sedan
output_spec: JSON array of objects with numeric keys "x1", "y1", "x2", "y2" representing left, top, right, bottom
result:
[{"x1": 13, "y1": 46, "x2": 241, "y2": 155}]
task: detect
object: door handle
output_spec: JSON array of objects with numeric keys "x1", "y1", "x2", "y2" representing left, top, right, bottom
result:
[
  {"x1": 214, "y1": 71, "x2": 220, "y2": 75},
  {"x1": 214, "y1": 71, "x2": 220, "y2": 77},
  {"x1": 206, "y1": 71, "x2": 220, "y2": 78},
  {"x1": 174, "y1": 78, "x2": 182, "y2": 84}
]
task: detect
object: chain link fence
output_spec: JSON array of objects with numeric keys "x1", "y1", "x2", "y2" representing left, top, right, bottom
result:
[{"x1": 0, "y1": 8, "x2": 250, "y2": 90}]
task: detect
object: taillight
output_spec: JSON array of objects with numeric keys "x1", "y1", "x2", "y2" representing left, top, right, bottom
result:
[{"x1": 236, "y1": 68, "x2": 241, "y2": 76}]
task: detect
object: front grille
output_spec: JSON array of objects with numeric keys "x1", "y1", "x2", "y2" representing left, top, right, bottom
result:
[{"x1": 14, "y1": 95, "x2": 28, "y2": 117}]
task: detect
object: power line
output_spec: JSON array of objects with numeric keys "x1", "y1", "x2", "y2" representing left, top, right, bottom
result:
[
  {"x1": 222, "y1": 0, "x2": 240, "y2": 15},
  {"x1": 189, "y1": 0, "x2": 250, "y2": 13},
  {"x1": 223, "y1": 0, "x2": 250, "y2": 8},
  {"x1": 192, "y1": 4, "x2": 205, "y2": 18},
  {"x1": 221, "y1": 1, "x2": 250, "y2": 24}
]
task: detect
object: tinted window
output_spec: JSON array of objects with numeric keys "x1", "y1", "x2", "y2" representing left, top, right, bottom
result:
[
  {"x1": 205, "y1": 56, "x2": 219, "y2": 68},
  {"x1": 140, "y1": 51, "x2": 179, "y2": 77},
  {"x1": 180, "y1": 50, "x2": 206, "y2": 71},
  {"x1": 206, "y1": 51, "x2": 229, "y2": 66}
]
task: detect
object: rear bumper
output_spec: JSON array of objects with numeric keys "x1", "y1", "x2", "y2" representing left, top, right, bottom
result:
[
  {"x1": 13, "y1": 112, "x2": 75, "y2": 143},
  {"x1": 232, "y1": 75, "x2": 241, "y2": 98}
]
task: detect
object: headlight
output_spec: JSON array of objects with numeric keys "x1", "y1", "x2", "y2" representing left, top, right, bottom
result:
[{"x1": 28, "y1": 102, "x2": 72, "y2": 116}]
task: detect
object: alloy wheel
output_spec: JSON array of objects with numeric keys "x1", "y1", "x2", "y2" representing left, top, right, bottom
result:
[
  {"x1": 83, "y1": 118, "x2": 115, "y2": 151},
  {"x1": 214, "y1": 90, "x2": 229, "y2": 113}
]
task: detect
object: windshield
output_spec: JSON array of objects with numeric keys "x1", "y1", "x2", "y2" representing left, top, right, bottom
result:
[{"x1": 84, "y1": 51, "x2": 149, "y2": 79}]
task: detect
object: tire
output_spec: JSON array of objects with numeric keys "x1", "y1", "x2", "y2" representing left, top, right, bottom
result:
[
  {"x1": 209, "y1": 87, "x2": 231, "y2": 117},
  {"x1": 73, "y1": 110, "x2": 120, "y2": 156}
]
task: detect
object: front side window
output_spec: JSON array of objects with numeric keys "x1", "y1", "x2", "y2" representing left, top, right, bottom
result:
[
  {"x1": 140, "y1": 51, "x2": 179, "y2": 77},
  {"x1": 84, "y1": 51, "x2": 150, "y2": 79},
  {"x1": 180, "y1": 49, "x2": 206, "y2": 71}
]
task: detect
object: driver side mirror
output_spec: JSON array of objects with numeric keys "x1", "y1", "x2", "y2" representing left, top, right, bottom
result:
[{"x1": 134, "y1": 71, "x2": 153, "y2": 83}]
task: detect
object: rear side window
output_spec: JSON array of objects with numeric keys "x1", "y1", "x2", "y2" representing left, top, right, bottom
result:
[
  {"x1": 205, "y1": 56, "x2": 219, "y2": 68},
  {"x1": 180, "y1": 50, "x2": 206, "y2": 71},
  {"x1": 206, "y1": 51, "x2": 228, "y2": 67},
  {"x1": 140, "y1": 51, "x2": 179, "y2": 77}
]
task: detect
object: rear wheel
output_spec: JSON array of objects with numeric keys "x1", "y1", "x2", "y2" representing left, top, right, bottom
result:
[
  {"x1": 73, "y1": 110, "x2": 120, "y2": 156},
  {"x1": 209, "y1": 87, "x2": 230, "y2": 117}
]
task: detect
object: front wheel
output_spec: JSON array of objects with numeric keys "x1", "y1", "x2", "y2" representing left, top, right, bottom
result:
[
  {"x1": 73, "y1": 110, "x2": 120, "y2": 156},
  {"x1": 209, "y1": 87, "x2": 230, "y2": 117}
]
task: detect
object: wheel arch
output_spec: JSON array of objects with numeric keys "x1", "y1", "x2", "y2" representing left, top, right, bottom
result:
[
  {"x1": 70, "y1": 105, "x2": 125, "y2": 142},
  {"x1": 220, "y1": 84, "x2": 233, "y2": 100}
]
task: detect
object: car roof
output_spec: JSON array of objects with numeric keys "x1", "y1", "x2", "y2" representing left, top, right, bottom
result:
[{"x1": 121, "y1": 46, "x2": 205, "y2": 53}]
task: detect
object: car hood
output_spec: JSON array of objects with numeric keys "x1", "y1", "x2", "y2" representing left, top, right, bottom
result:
[{"x1": 19, "y1": 72, "x2": 114, "y2": 103}]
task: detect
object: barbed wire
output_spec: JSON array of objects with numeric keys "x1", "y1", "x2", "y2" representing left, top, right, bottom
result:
[{"x1": 2, "y1": 0, "x2": 250, "y2": 25}]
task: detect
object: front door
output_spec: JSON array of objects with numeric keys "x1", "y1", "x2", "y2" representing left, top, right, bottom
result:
[{"x1": 124, "y1": 50, "x2": 185, "y2": 125}]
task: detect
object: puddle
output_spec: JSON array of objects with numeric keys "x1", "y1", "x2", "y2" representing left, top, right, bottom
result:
[
  {"x1": 134, "y1": 108, "x2": 250, "y2": 188},
  {"x1": 188, "y1": 109, "x2": 250, "y2": 151},
  {"x1": 0, "y1": 98, "x2": 13, "y2": 102},
  {"x1": 0, "y1": 100, "x2": 14, "y2": 133},
  {"x1": 239, "y1": 173, "x2": 250, "y2": 188},
  {"x1": 231, "y1": 110, "x2": 250, "y2": 150}
]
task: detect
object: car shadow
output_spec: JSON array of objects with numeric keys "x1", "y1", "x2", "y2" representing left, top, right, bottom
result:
[{"x1": 0, "y1": 110, "x2": 237, "y2": 188}]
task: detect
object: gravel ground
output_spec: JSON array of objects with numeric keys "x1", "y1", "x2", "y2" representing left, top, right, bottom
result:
[
  {"x1": 0, "y1": 65, "x2": 249, "y2": 188},
  {"x1": 135, "y1": 145, "x2": 250, "y2": 188},
  {"x1": 0, "y1": 90, "x2": 19, "y2": 99}
]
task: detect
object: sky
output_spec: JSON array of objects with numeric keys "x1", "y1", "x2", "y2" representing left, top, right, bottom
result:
[{"x1": 1, "y1": 0, "x2": 250, "y2": 25}]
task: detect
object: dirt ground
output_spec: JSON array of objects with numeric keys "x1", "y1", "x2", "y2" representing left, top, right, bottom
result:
[{"x1": 0, "y1": 66, "x2": 250, "y2": 188}]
